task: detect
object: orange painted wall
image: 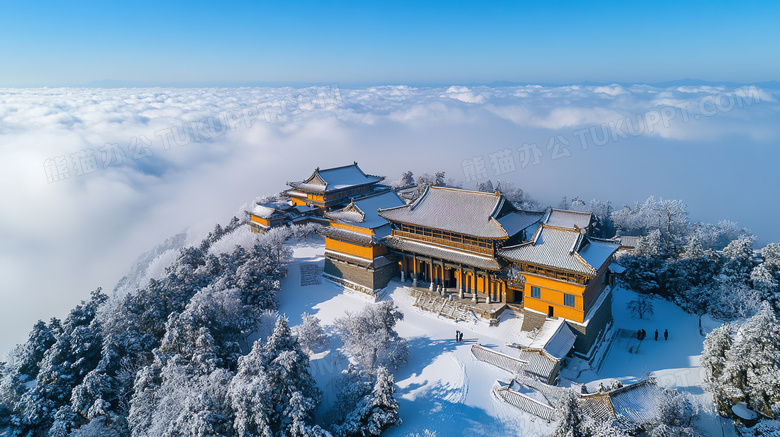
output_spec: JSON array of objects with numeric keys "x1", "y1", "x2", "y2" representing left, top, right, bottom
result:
[
  {"x1": 325, "y1": 238, "x2": 383, "y2": 260},
  {"x1": 523, "y1": 273, "x2": 587, "y2": 323},
  {"x1": 291, "y1": 197, "x2": 307, "y2": 206},
  {"x1": 251, "y1": 215, "x2": 270, "y2": 227},
  {"x1": 330, "y1": 221, "x2": 374, "y2": 235}
]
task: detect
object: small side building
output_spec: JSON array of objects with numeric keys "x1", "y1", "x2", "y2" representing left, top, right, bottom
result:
[
  {"x1": 286, "y1": 162, "x2": 387, "y2": 210},
  {"x1": 318, "y1": 191, "x2": 406, "y2": 294}
]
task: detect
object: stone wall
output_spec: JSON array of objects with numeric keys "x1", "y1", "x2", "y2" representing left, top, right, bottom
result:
[
  {"x1": 521, "y1": 308, "x2": 548, "y2": 332},
  {"x1": 324, "y1": 256, "x2": 398, "y2": 291},
  {"x1": 566, "y1": 291, "x2": 613, "y2": 357}
]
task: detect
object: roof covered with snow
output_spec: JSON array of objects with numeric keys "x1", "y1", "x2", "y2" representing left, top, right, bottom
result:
[
  {"x1": 317, "y1": 226, "x2": 376, "y2": 245},
  {"x1": 325, "y1": 191, "x2": 405, "y2": 229},
  {"x1": 252, "y1": 200, "x2": 294, "y2": 218},
  {"x1": 381, "y1": 236, "x2": 503, "y2": 270},
  {"x1": 378, "y1": 186, "x2": 542, "y2": 239},
  {"x1": 544, "y1": 209, "x2": 593, "y2": 230},
  {"x1": 618, "y1": 235, "x2": 640, "y2": 249},
  {"x1": 528, "y1": 319, "x2": 577, "y2": 360},
  {"x1": 578, "y1": 379, "x2": 662, "y2": 426},
  {"x1": 499, "y1": 226, "x2": 621, "y2": 276},
  {"x1": 288, "y1": 162, "x2": 384, "y2": 193},
  {"x1": 516, "y1": 350, "x2": 559, "y2": 385}
]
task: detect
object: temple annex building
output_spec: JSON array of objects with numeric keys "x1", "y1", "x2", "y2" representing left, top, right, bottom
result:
[{"x1": 249, "y1": 163, "x2": 622, "y2": 356}]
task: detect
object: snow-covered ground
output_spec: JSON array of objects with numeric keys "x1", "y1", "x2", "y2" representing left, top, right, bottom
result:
[{"x1": 278, "y1": 240, "x2": 734, "y2": 436}]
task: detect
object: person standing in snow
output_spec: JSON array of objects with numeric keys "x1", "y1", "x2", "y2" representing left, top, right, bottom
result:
[
  {"x1": 655, "y1": 329, "x2": 658, "y2": 341},
  {"x1": 664, "y1": 329, "x2": 668, "y2": 340},
  {"x1": 456, "y1": 330, "x2": 460, "y2": 342}
]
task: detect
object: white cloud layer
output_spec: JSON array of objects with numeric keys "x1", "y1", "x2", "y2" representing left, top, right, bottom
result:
[{"x1": 1, "y1": 83, "x2": 779, "y2": 355}]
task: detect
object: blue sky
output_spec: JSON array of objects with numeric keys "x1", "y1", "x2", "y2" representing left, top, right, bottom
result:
[{"x1": 1, "y1": 0, "x2": 778, "y2": 86}]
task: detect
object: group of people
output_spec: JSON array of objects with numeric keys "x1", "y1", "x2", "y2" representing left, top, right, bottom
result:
[
  {"x1": 637, "y1": 328, "x2": 669, "y2": 341},
  {"x1": 455, "y1": 330, "x2": 464, "y2": 342}
]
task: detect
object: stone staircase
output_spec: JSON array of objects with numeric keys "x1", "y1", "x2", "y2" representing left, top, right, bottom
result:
[{"x1": 413, "y1": 293, "x2": 474, "y2": 322}]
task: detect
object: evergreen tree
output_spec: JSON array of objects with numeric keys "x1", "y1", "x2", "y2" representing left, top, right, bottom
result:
[
  {"x1": 229, "y1": 317, "x2": 324, "y2": 437},
  {"x1": 553, "y1": 392, "x2": 583, "y2": 437},
  {"x1": 332, "y1": 367, "x2": 401, "y2": 436}
]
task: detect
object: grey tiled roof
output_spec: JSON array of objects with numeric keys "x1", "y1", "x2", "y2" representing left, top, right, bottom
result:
[
  {"x1": 378, "y1": 186, "x2": 540, "y2": 239},
  {"x1": 316, "y1": 226, "x2": 375, "y2": 245},
  {"x1": 609, "y1": 380, "x2": 662, "y2": 424},
  {"x1": 499, "y1": 226, "x2": 620, "y2": 275},
  {"x1": 578, "y1": 379, "x2": 662, "y2": 427},
  {"x1": 288, "y1": 162, "x2": 383, "y2": 193},
  {"x1": 497, "y1": 210, "x2": 546, "y2": 236},
  {"x1": 252, "y1": 200, "x2": 294, "y2": 218},
  {"x1": 618, "y1": 235, "x2": 640, "y2": 249},
  {"x1": 517, "y1": 350, "x2": 558, "y2": 384},
  {"x1": 381, "y1": 236, "x2": 503, "y2": 270},
  {"x1": 325, "y1": 191, "x2": 405, "y2": 229},
  {"x1": 545, "y1": 209, "x2": 593, "y2": 230},
  {"x1": 528, "y1": 318, "x2": 576, "y2": 360}
]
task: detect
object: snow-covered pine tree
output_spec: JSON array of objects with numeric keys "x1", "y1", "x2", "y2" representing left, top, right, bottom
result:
[
  {"x1": 398, "y1": 171, "x2": 415, "y2": 188},
  {"x1": 553, "y1": 392, "x2": 583, "y2": 437},
  {"x1": 11, "y1": 289, "x2": 107, "y2": 435},
  {"x1": 331, "y1": 367, "x2": 400, "y2": 437},
  {"x1": 229, "y1": 317, "x2": 325, "y2": 437},
  {"x1": 650, "y1": 389, "x2": 700, "y2": 436},
  {"x1": 717, "y1": 236, "x2": 756, "y2": 287}
]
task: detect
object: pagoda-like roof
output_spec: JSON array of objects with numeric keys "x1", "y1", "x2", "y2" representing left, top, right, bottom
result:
[
  {"x1": 544, "y1": 209, "x2": 593, "y2": 231},
  {"x1": 381, "y1": 235, "x2": 503, "y2": 270},
  {"x1": 499, "y1": 225, "x2": 620, "y2": 276},
  {"x1": 325, "y1": 191, "x2": 405, "y2": 229},
  {"x1": 252, "y1": 200, "x2": 294, "y2": 219},
  {"x1": 377, "y1": 186, "x2": 543, "y2": 239},
  {"x1": 288, "y1": 162, "x2": 383, "y2": 193}
]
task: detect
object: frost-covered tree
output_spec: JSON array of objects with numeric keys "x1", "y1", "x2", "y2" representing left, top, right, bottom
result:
[
  {"x1": 568, "y1": 196, "x2": 588, "y2": 212},
  {"x1": 702, "y1": 323, "x2": 735, "y2": 414},
  {"x1": 331, "y1": 367, "x2": 401, "y2": 437},
  {"x1": 128, "y1": 354, "x2": 234, "y2": 437},
  {"x1": 335, "y1": 301, "x2": 408, "y2": 371},
  {"x1": 611, "y1": 197, "x2": 690, "y2": 251},
  {"x1": 762, "y1": 243, "x2": 780, "y2": 272},
  {"x1": 635, "y1": 229, "x2": 665, "y2": 259},
  {"x1": 617, "y1": 255, "x2": 662, "y2": 294},
  {"x1": 12, "y1": 289, "x2": 107, "y2": 435},
  {"x1": 650, "y1": 389, "x2": 700, "y2": 436},
  {"x1": 476, "y1": 179, "x2": 494, "y2": 193},
  {"x1": 434, "y1": 171, "x2": 446, "y2": 187},
  {"x1": 229, "y1": 317, "x2": 325, "y2": 437},
  {"x1": 296, "y1": 313, "x2": 328, "y2": 354},
  {"x1": 327, "y1": 365, "x2": 374, "y2": 426},
  {"x1": 702, "y1": 303, "x2": 780, "y2": 417},
  {"x1": 397, "y1": 171, "x2": 415, "y2": 188},
  {"x1": 3, "y1": 214, "x2": 295, "y2": 436},
  {"x1": 553, "y1": 392, "x2": 583, "y2": 437},
  {"x1": 494, "y1": 180, "x2": 524, "y2": 203},
  {"x1": 752, "y1": 264, "x2": 780, "y2": 311}
]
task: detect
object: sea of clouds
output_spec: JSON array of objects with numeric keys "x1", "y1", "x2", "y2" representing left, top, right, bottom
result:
[{"x1": 1, "y1": 83, "x2": 778, "y2": 355}]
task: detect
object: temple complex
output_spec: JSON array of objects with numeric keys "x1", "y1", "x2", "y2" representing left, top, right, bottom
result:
[{"x1": 254, "y1": 163, "x2": 621, "y2": 356}]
